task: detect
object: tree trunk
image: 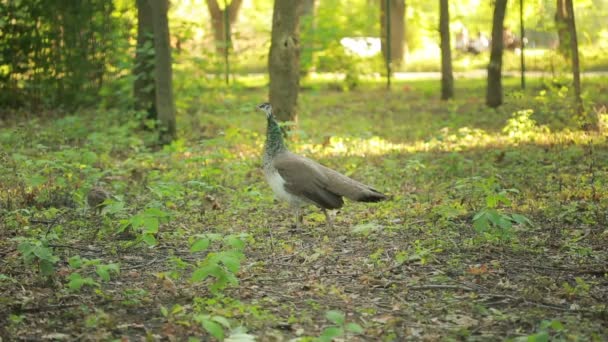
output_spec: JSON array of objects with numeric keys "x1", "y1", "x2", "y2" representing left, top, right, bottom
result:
[
  {"x1": 134, "y1": 0, "x2": 156, "y2": 122},
  {"x1": 205, "y1": 0, "x2": 243, "y2": 55},
  {"x1": 150, "y1": 0, "x2": 176, "y2": 144},
  {"x1": 269, "y1": 0, "x2": 301, "y2": 123},
  {"x1": 439, "y1": 0, "x2": 453, "y2": 100},
  {"x1": 564, "y1": 0, "x2": 583, "y2": 115},
  {"x1": 555, "y1": 0, "x2": 570, "y2": 58},
  {"x1": 380, "y1": 0, "x2": 406, "y2": 66},
  {"x1": 486, "y1": 0, "x2": 508, "y2": 108}
]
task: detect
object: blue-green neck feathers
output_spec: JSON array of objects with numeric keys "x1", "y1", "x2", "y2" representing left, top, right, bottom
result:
[{"x1": 265, "y1": 115, "x2": 287, "y2": 158}]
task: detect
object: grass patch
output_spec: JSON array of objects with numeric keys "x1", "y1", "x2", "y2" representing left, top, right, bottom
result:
[{"x1": 1, "y1": 77, "x2": 607, "y2": 340}]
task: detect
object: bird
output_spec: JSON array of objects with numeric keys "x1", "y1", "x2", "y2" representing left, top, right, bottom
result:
[
  {"x1": 256, "y1": 102, "x2": 387, "y2": 229},
  {"x1": 87, "y1": 186, "x2": 111, "y2": 214}
]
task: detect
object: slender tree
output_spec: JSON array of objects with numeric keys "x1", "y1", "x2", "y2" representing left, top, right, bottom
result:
[
  {"x1": 134, "y1": 0, "x2": 156, "y2": 122},
  {"x1": 380, "y1": 0, "x2": 406, "y2": 66},
  {"x1": 205, "y1": 0, "x2": 243, "y2": 54},
  {"x1": 486, "y1": 0, "x2": 508, "y2": 108},
  {"x1": 564, "y1": 0, "x2": 582, "y2": 114},
  {"x1": 269, "y1": 0, "x2": 301, "y2": 123},
  {"x1": 150, "y1": 0, "x2": 176, "y2": 144},
  {"x1": 555, "y1": 0, "x2": 570, "y2": 58},
  {"x1": 439, "y1": 0, "x2": 453, "y2": 100},
  {"x1": 519, "y1": 0, "x2": 525, "y2": 89}
]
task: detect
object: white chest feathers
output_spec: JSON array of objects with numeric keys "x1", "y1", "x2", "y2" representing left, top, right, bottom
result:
[{"x1": 264, "y1": 168, "x2": 306, "y2": 207}]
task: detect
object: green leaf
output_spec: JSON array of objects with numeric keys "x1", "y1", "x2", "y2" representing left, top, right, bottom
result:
[
  {"x1": 212, "y1": 315, "x2": 231, "y2": 328},
  {"x1": 95, "y1": 263, "x2": 120, "y2": 282},
  {"x1": 104, "y1": 199, "x2": 125, "y2": 215},
  {"x1": 325, "y1": 310, "x2": 345, "y2": 325},
  {"x1": 142, "y1": 234, "x2": 157, "y2": 246},
  {"x1": 225, "y1": 327, "x2": 256, "y2": 342},
  {"x1": 81, "y1": 151, "x2": 98, "y2": 164},
  {"x1": 17, "y1": 242, "x2": 35, "y2": 258},
  {"x1": 473, "y1": 214, "x2": 489, "y2": 232},
  {"x1": 220, "y1": 251, "x2": 244, "y2": 273},
  {"x1": 144, "y1": 207, "x2": 171, "y2": 218},
  {"x1": 202, "y1": 319, "x2": 225, "y2": 340},
  {"x1": 39, "y1": 259, "x2": 55, "y2": 276},
  {"x1": 511, "y1": 213, "x2": 532, "y2": 226},
  {"x1": 550, "y1": 320, "x2": 564, "y2": 331},
  {"x1": 33, "y1": 246, "x2": 58, "y2": 262},
  {"x1": 142, "y1": 217, "x2": 159, "y2": 233},
  {"x1": 67, "y1": 273, "x2": 98, "y2": 291},
  {"x1": 25, "y1": 174, "x2": 47, "y2": 187},
  {"x1": 318, "y1": 326, "x2": 344, "y2": 342},
  {"x1": 191, "y1": 264, "x2": 221, "y2": 282},
  {"x1": 526, "y1": 331, "x2": 549, "y2": 342},
  {"x1": 190, "y1": 238, "x2": 210, "y2": 253},
  {"x1": 224, "y1": 236, "x2": 246, "y2": 250},
  {"x1": 68, "y1": 255, "x2": 83, "y2": 268},
  {"x1": 345, "y1": 322, "x2": 364, "y2": 334}
]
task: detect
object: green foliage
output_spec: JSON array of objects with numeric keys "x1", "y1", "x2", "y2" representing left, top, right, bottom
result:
[
  {"x1": 190, "y1": 234, "x2": 248, "y2": 293},
  {"x1": 317, "y1": 310, "x2": 364, "y2": 342},
  {"x1": 503, "y1": 109, "x2": 549, "y2": 142},
  {"x1": 67, "y1": 273, "x2": 100, "y2": 291},
  {"x1": 466, "y1": 176, "x2": 532, "y2": 242},
  {"x1": 16, "y1": 238, "x2": 58, "y2": 276},
  {"x1": 513, "y1": 320, "x2": 566, "y2": 342},
  {"x1": 0, "y1": 0, "x2": 128, "y2": 109},
  {"x1": 121, "y1": 207, "x2": 172, "y2": 246},
  {"x1": 67, "y1": 255, "x2": 120, "y2": 291}
]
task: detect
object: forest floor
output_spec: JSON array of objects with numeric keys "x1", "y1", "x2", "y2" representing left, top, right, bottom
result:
[{"x1": 1, "y1": 78, "x2": 607, "y2": 341}]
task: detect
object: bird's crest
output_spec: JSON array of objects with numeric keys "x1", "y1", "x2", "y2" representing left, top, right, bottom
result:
[{"x1": 256, "y1": 102, "x2": 273, "y2": 119}]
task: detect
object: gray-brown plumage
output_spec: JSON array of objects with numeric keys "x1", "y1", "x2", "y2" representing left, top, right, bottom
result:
[
  {"x1": 87, "y1": 186, "x2": 110, "y2": 214},
  {"x1": 256, "y1": 102, "x2": 387, "y2": 228}
]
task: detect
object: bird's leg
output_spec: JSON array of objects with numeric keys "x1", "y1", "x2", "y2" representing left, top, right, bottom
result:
[
  {"x1": 323, "y1": 209, "x2": 333, "y2": 229},
  {"x1": 294, "y1": 206, "x2": 304, "y2": 230}
]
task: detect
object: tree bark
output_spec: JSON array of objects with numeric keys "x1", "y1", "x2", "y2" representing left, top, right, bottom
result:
[
  {"x1": 380, "y1": 0, "x2": 406, "y2": 66},
  {"x1": 269, "y1": 0, "x2": 301, "y2": 123},
  {"x1": 555, "y1": 0, "x2": 570, "y2": 58},
  {"x1": 134, "y1": 0, "x2": 156, "y2": 122},
  {"x1": 439, "y1": 0, "x2": 453, "y2": 100},
  {"x1": 150, "y1": 0, "x2": 176, "y2": 144},
  {"x1": 205, "y1": 0, "x2": 243, "y2": 55},
  {"x1": 486, "y1": 0, "x2": 507, "y2": 108},
  {"x1": 564, "y1": 0, "x2": 582, "y2": 115}
]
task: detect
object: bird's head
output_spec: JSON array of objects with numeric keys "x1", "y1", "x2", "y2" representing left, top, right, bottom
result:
[{"x1": 256, "y1": 102, "x2": 273, "y2": 119}]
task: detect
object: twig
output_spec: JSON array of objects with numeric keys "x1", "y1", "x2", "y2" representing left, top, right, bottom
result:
[
  {"x1": 47, "y1": 244, "x2": 100, "y2": 253},
  {"x1": 511, "y1": 261, "x2": 608, "y2": 276},
  {"x1": 408, "y1": 284, "x2": 475, "y2": 291},
  {"x1": 122, "y1": 257, "x2": 161, "y2": 270}
]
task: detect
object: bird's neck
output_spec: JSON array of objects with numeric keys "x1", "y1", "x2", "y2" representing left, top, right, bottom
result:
[{"x1": 264, "y1": 116, "x2": 287, "y2": 159}]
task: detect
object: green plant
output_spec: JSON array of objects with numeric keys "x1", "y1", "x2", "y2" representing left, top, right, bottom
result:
[
  {"x1": 468, "y1": 176, "x2": 532, "y2": 242},
  {"x1": 16, "y1": 238, "x2": 59, "y2": 276},
  {"x1": 190, "y1": 234, "x2": 248, "y2": 293},
  {"x1": 67, "y1": 255, "x2": 120, "y2": 291},
  {"x1": 67, "y1": 273, "x2": 99, "y2": 291},
  {"x1": 561, "y1": 277, "x2": 591, "y2": 299},
  {"x1": 317, "y1": 310, "x2": 364, "y2": 342},
  {"x1": 120, "y1": 207, "x2": 172, "y2": 246},
  {"x1": 513, "y1": 319, "x2": 565, "y2": 342},
  {"x1": 503, "y1": 109, "x2": 549, "y2": 142}
]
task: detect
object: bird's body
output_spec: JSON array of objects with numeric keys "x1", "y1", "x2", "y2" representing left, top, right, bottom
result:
[
  {"x1": 87, "y1": 186, "x2": 110, "y2": 214},
  {"x1": 257, "y1": 102, "x2": 387, "y2": 228}
]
